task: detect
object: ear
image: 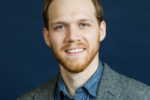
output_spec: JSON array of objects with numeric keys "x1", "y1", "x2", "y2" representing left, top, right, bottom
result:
[
  {"x1": 43, "y1": 28, "x2": 51, "y2": 47},
  {"x1": 99, "y1": 21, "x2": 106, "y2": 41}
]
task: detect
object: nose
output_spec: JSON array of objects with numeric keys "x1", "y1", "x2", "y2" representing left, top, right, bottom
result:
[{"x1": 64, "y1": 25, "x2": 81, "y2": 43}]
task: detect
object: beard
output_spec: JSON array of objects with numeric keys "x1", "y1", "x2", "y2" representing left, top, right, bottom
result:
[{"x1": 50, "y1": 34, "x2": 100, "y2": 73}]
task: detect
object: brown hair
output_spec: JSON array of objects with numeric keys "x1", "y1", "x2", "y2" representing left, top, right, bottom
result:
[{"x1": 42, "y1": 0, "x2": 103, "y2": 30}]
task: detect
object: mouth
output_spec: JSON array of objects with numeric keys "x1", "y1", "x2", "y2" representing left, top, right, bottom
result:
[
  {"x1": 65, "y1": 48, "x2": 86, "y2": 56},
  {"x1": 65, "y1": 48, "x2": 86, "y2": 53}
]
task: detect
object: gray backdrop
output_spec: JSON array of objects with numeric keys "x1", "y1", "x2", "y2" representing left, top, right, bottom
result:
[{"x1": 0, "y1": 0, "x2": 150, "y2": 100}]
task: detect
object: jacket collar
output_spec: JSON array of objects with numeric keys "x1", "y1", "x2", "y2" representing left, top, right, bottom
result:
[
  {"x1": 48, "y1": 62, "x2": 123, "y2": 100},
  {"x1": 95, "y1": 63, "x2": 123, "y2": 100}
]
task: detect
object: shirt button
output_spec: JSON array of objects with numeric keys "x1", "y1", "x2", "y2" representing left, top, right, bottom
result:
[{"x1": 63, "y1": 92, "x2": 66, "y2": 96}]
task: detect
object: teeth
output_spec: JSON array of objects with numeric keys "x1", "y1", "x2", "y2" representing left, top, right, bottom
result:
[{"x1": 66, "y1": 49, "x2": 85, "y2": 53}]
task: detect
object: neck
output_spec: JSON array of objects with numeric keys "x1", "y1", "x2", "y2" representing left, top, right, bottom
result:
[{"x1": 59, "y1": 53, "x2": 99, "y2": 98}]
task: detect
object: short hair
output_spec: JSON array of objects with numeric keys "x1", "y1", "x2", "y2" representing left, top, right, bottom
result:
[{"x1": 42, "y1": 0, "x2": 103, "y2": 30}]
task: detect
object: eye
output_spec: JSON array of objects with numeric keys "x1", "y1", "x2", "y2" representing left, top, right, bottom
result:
[
  {"x1": 80, "y1": 23, "x2": 88, "y2": 27},
  {"x1": 55, "y1": 25, "x2": 65, "y2": 30}
]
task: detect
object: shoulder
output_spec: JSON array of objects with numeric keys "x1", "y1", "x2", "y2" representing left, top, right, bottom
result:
[
  {"x1": 17, "y1": 73, "x2": 59, "y2": 100},
  {"x1": 101, "y1": 63, "x2": 150, "y2": 100},
  {"x1": 118, "y1": 72, "x2": 150, "y2": 99}
]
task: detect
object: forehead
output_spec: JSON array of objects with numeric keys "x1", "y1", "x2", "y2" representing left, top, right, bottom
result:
[{"x1": 48, "y1": 0, "x2": 96, "y2": 23}]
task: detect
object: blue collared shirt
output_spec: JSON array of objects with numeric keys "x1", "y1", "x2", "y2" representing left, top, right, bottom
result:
[{"x1": 55, "y1": 61, "x2": 103, "y2": 100}]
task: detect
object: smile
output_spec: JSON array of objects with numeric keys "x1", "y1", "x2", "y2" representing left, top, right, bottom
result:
[{"x1": 65, "y1": 48, "x2": 86, "y2": 53}]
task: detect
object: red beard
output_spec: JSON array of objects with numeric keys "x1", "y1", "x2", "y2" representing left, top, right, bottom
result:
[{"x1": 51, "y1": 35, "x2": 100, "y2": 73}]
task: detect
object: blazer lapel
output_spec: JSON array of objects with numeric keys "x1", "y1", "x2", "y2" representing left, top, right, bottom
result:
[
  {"x1": 48, "y1": 63, "x2": 123, "y2": 100},
  {"x1": 95, "y1": 63, "x2": 123, "y2": 100},
  {"x1": 43, "y1": 73, "x2": 59, "y2": 100}
]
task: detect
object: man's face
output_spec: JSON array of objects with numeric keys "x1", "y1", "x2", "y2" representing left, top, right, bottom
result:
[{"x1": 44, "y1": 0, "x2": 105, "y2": 73}]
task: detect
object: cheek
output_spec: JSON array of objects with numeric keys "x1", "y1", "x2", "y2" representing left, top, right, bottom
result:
[
  {"x1": 50, "y1": 35, "x2": 63, "y2": 51},
  {"x1": 84, "y1": 30, "x2": 99, "y2": 45}
]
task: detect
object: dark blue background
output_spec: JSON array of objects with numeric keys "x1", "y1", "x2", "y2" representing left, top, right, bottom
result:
[{"x1": 0, "y1": 0, "x2": 150, "y2": 100}]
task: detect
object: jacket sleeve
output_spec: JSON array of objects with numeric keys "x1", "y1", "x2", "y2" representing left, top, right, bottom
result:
[{"x1": 141, "y1": 87, "x2": 150, "y2": 100}]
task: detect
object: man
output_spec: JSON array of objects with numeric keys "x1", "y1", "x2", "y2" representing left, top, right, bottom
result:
[{"x1": 17, "y1": 0, "x2": 150, "y2": 100}]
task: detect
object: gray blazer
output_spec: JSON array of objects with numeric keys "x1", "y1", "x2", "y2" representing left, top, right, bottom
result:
[{"x1": 17, "y1": 63, "x2": 150, "y2": 100}]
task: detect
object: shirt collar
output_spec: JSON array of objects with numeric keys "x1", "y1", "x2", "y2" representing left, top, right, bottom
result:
[
  {"x1": 57, "y1": 73, "x2": 68, "y2": 93},
  {"x1": 82, "y1": 61, "x2": 103, "y2": 96},
  {"x1": 57, "y1": 61, "x2": 103, "y2": 97},
  {"x1": 57, "y1": 72, "x2": 73, "y2": 99}
]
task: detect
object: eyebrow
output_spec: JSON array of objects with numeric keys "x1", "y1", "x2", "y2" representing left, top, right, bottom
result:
[{"x1": 51, "y1": 19, "x2": 94, "y2": 27}]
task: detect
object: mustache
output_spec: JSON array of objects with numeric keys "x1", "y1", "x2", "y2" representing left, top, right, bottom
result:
[{"x1": 60, "y1": 42, "x2": 89, "y2": 51}]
